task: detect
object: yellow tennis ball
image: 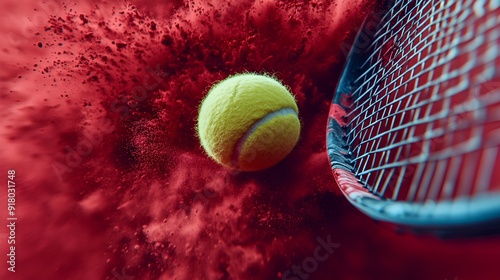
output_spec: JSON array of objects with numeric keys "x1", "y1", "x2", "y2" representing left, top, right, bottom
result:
[{"x1": 197, "y1": 73, "x2": 301, "y2": 171}]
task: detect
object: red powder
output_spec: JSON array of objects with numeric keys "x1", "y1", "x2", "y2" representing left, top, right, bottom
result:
[{"x1": 1, "y1": 1, "x2": 500, "y2": 280}]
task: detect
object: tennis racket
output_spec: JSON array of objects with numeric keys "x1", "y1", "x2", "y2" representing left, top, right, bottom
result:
[{"x1": 327, "y1": 0, "x2": 500, "y2": 237}]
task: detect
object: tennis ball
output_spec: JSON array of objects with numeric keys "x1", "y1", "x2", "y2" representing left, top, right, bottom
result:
[{"x1": 197, "y1": 73, "x2": 300, "y2": 171}]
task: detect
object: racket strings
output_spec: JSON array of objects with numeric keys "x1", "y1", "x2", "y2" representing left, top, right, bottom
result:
[{"x1": 344, "y1": 0, "x2": 500, "y2": 202}]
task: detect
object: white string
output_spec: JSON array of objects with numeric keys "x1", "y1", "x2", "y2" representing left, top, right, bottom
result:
[{"x1": 344, "y1": 0, "x2": 500, "y2": 201}]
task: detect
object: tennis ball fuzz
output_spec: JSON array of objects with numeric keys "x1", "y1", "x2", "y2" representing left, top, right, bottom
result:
[{"x1": 197, "y1": 73, "x2": 301, "y2": 171}]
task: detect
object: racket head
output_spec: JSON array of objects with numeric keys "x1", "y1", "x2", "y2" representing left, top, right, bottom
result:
[{"x1": 327, "y1": 0, "x2": 500, "y2": 237}]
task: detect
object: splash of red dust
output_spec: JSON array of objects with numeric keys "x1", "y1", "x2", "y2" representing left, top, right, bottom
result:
[{"x1": 1, "y1": 1, "x2": 500, "y2": 280}]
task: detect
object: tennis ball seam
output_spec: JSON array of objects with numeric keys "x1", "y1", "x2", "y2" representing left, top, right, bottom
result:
[{"x1": 231, "y1": 107, "x2": 298, "y2": 168}]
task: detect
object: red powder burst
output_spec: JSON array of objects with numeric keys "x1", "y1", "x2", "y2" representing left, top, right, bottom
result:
[{"x1": 1, "y1": 1, "x2": 500, "y2": 280}]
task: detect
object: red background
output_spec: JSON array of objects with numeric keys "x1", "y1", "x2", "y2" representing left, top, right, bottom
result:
[{"x1": 1, "y1": 0, "x2": 500, "y2": 279}]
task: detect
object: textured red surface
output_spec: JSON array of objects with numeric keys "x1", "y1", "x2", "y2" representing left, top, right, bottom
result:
[{"x1": 1, "y1": 1, "x2": 500, "y2": 280}]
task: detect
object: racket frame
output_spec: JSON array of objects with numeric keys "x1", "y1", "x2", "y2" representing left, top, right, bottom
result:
[{"x1": 327, "y1": 2, "x2": 500, "y2": 237}]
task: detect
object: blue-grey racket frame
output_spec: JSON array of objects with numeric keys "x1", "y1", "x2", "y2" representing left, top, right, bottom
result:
[{"x1": 327, "y1": 2, "x2": 500, "y2": 237}]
